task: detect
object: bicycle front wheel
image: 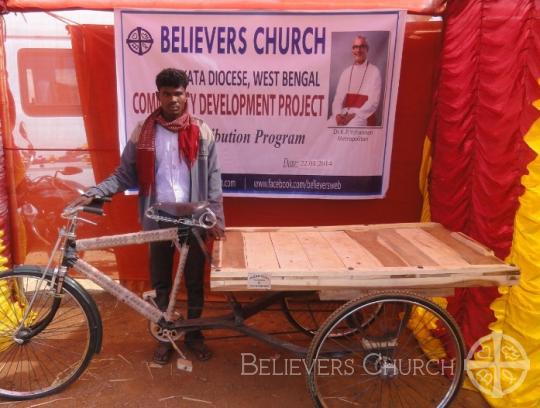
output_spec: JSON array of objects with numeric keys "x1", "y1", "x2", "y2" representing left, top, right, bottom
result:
[
  {"x1": 0, "y1": 267, "x2": 98, "y2": 400},
  {"x1": 306, "y1": 293, "x2": 465, "y2": 408}
]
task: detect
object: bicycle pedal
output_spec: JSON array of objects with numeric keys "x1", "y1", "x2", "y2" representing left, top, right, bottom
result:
[
  {"x1": 143, "y1": 290, "x2": 159, "y2": 308},
  {"x1": 142, "y1": 290, "x2": 157, "y2": 301},
  {"x1": 177, "y1": 358, "x2": 193, "y2": 372},
  {"x1": 361, "y1": 337, "x2": 398, "y2": 351}
]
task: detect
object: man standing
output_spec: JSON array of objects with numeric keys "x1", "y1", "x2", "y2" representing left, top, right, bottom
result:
[
  {"x1": 73, "y1": 68, "x2": 224, "y2": 364},
  {"x1": 330, "y1": 35, "x2": 382, "y2": 127}
]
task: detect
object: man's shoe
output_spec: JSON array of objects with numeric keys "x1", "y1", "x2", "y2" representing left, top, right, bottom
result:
[{"x1": 153, "y1": 341, "x2": 174, "y2": 365}]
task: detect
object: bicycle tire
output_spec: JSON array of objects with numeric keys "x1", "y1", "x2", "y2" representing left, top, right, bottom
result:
[
  {"x1": 306, "y1": 292, "x2": 465, "y2": 408},
  {"x1": 281, "y1": 293, "x2": 381, "y2": 338},
  {"x1": 0, "y1": 266, "x2": 100, "y2": 400}
]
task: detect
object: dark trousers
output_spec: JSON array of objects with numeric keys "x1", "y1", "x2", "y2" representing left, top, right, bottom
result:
[{"x1": 150, "y1": 229, "x2": 206, "y2": 342}]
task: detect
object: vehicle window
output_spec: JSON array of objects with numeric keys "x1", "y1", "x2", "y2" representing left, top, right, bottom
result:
[{"x1": 17, "y1": 48, "x2": 82, "y2": 116}]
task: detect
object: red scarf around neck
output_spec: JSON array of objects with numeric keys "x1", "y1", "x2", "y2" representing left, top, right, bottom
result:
[{"x1": 136, "y1": 104, "x2": 200, "y2": 196}]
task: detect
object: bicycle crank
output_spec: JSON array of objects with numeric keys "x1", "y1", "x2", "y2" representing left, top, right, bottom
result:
[{"x1": 148, "y1": 321, "x2": 184, "y2": 342}]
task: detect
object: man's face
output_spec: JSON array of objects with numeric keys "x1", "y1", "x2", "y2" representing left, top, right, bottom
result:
[
  {"x1": 352, "y1": 37, "x2": 368, "y2": 64},
  {"x1": 158, "y1": 86, "x2": 187, "y2": 120}
]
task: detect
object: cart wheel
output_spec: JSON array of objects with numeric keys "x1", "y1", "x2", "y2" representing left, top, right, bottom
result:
[
  {"x1": 281, "y1": 293, "x2": 381, "y2": 338},
  {"x1": 306, "y1": 292, "x2": 465, "y2": 408}
]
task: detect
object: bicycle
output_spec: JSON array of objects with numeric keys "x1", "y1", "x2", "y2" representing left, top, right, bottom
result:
[
  {"x1": 0, "y1": 198, "x2": 471, "y2": 407},
  {"x1": 0, "y1": 198, "x2": 220, "y2": 399}
]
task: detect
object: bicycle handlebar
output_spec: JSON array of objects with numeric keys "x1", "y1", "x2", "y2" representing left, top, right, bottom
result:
[
  {"x1": 84, "y1": 196, "x2": 112, "y2": 215},
  {"x1": 62, "y1": 196, "x2": 111, "y2": 218}
]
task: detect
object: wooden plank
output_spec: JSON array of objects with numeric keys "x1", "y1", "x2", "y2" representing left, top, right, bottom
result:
[
  {"x1": 396, "y1": 228, "x2": 470, "y2": 266},
  {"x1": 451, "y1": 232, "x2": 495, "y2": 257},
  {"x1": 210, "y1": 275, "x2": 519, "y2": 291},
  {"x1": 297, "y1": 232, "x2": 345, "y2": 269},
  {"x1": 210, "y1": 224, "x2": 519, "y2": 293},
  {"x1": 243, "y1": 232, "x2": 279, "y2": 270},
  {"x1": 269, "y1": 232, "x2": 311, "y2": 270},
  {"x1": 362, "y1": 221, "x2": 440, "y2": 230},
  {"x1": 321, "y1": 231, "x2": 383, "y2": 268},
  {"x1": 424, "y1": 225, "x2": 501, "y2": 265},
  {"x1": 212, "y1": 263, "x2": 519, "y2": 278},
  {"x1": 216, "y1": 273, "x2": 519, "y2": 287},
  {"x1": 346, "y1": 230, "x2": 408, "y2": 266},
  {"x1": 217, "y1": 231, "x2": 246, "y2": 269},
  {"x1": 224, "y1": 222, "x2": 440, "y2": 233},
  {"x1": 376, "y1": 228, "x2": 439, "y2": 266}
]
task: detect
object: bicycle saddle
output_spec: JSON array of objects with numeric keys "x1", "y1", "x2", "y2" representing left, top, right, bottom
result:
[{"x1": 152, "y1": 201, "x2": 209, "y2": 217}]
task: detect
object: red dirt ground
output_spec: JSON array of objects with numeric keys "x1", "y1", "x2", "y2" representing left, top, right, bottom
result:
[{"x1": 1, "y1": 288, "x2": 490, "y2": 408}]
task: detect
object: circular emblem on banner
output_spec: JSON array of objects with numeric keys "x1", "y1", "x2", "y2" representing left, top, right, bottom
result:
[
  {"x1": 126, "y1": 27, "x2": 154, "y2": 56},
  {"x1": 466, "y1": 332, "x2": 530, "y2": 398}
]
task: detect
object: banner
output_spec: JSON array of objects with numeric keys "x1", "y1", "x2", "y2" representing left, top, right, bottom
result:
[{"x1": 115, "y1": 10, "x2": 406, "y2": 198}]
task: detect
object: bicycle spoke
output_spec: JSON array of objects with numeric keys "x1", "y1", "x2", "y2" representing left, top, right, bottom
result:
[
  {"x1": 394, "y1": 312, "x2": 443, "y2": 362},
  {"x1": 0, "y1": 342, "x2": 21, "y2": 376},
  {"x1": 307, "y1": 295, "x2": 464, "y2": 408},
  {"x1": 0, "y1": 271, "x2": 95, "y2": 399}
]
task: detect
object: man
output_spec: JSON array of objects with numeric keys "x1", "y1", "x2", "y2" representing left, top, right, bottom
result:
[
  {"x1": 72, "y1": 68, "x2": 224, "y2": 364},
  {"x1": 330, "y1": 35, "x2": 382, "y2": 127}
]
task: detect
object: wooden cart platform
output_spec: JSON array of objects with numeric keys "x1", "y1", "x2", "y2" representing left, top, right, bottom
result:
[{"x1": 211, "y1": 222, "x2": 519, "y2": 293}]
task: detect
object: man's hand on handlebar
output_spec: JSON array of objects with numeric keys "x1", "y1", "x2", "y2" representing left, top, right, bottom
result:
[
  {"x1": 68, "y1": 193, "x2": 95, "y2": 209},
  {"x1": 68, "y1": 192, "x2": 111, "y2": 210}
]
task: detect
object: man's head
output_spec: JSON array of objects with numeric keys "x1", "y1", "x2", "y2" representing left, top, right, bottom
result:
[
  {"x1": 352, "y1": 35, "x2": 369, "y2": 65},
  {"x1": 155, "y1": 68, "x2": 189, "y2": 120}
]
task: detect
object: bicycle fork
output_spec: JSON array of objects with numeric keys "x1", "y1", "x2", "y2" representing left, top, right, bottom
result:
[{"x1": 14, "y1": 230, "x2": 69, "y2": 342}]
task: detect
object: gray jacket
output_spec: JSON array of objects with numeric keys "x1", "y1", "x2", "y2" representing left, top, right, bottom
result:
[{"x1": 86, "y1": 117, "x2": 224, "y2": 231}]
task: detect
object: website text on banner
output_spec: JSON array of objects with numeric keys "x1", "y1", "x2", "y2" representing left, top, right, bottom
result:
[{"x1": 115, "y1": 10, "x2": 406, "y2": 199}]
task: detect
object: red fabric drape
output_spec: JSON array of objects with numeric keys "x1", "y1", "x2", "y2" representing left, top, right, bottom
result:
[
  {"x1": 69, "y1": 25, "x2": 117, "y2": 181},
  {"x1": 69, "y1": 24, "x2": 147, "y2": 281},
  {"x1": 429, "y1": 0, "x2": 540, "y2": 348},
  {"x1": 1, "y1": 0, "x2": 446, "y2": 14},
  {"x1": 0, "y1": 16, "x2": 14, "y2": 266}
]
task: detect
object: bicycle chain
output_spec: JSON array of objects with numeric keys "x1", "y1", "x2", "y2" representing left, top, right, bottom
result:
[{"x1": 145, "y1": 208, "x2": 194, "y2": 226}]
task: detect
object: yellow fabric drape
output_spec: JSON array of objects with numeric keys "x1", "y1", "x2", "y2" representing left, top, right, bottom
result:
[
  {"x1": 0, "y1": 279, "x2": 26, "y2": 352},
  {"x1": 0, "y1": 229, "x2": 29, "y2": 352},
  {"x1": 419, "y1": 136, "x2": 432, "y2": 223},
  {"x1": 0, "y1": 228, "x2": 22, "y2": 352},
  {"x1": 482, "y1": 80, "x2": 540, "y2": 407},
  {"x1": 407, "y1": 296, "x2": 448, "y2": 359}
]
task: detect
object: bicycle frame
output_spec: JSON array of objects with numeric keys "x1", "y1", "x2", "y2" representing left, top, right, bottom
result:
[
  {"x1": 26, "y1": 207, "x2": 194, "y2": 331},
  {"x1": 27, "y1": 208, "x2": 314, "y2": 357},
  {"x1": 73, "y1": 227, "x2": 186, "y2": 324}
]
